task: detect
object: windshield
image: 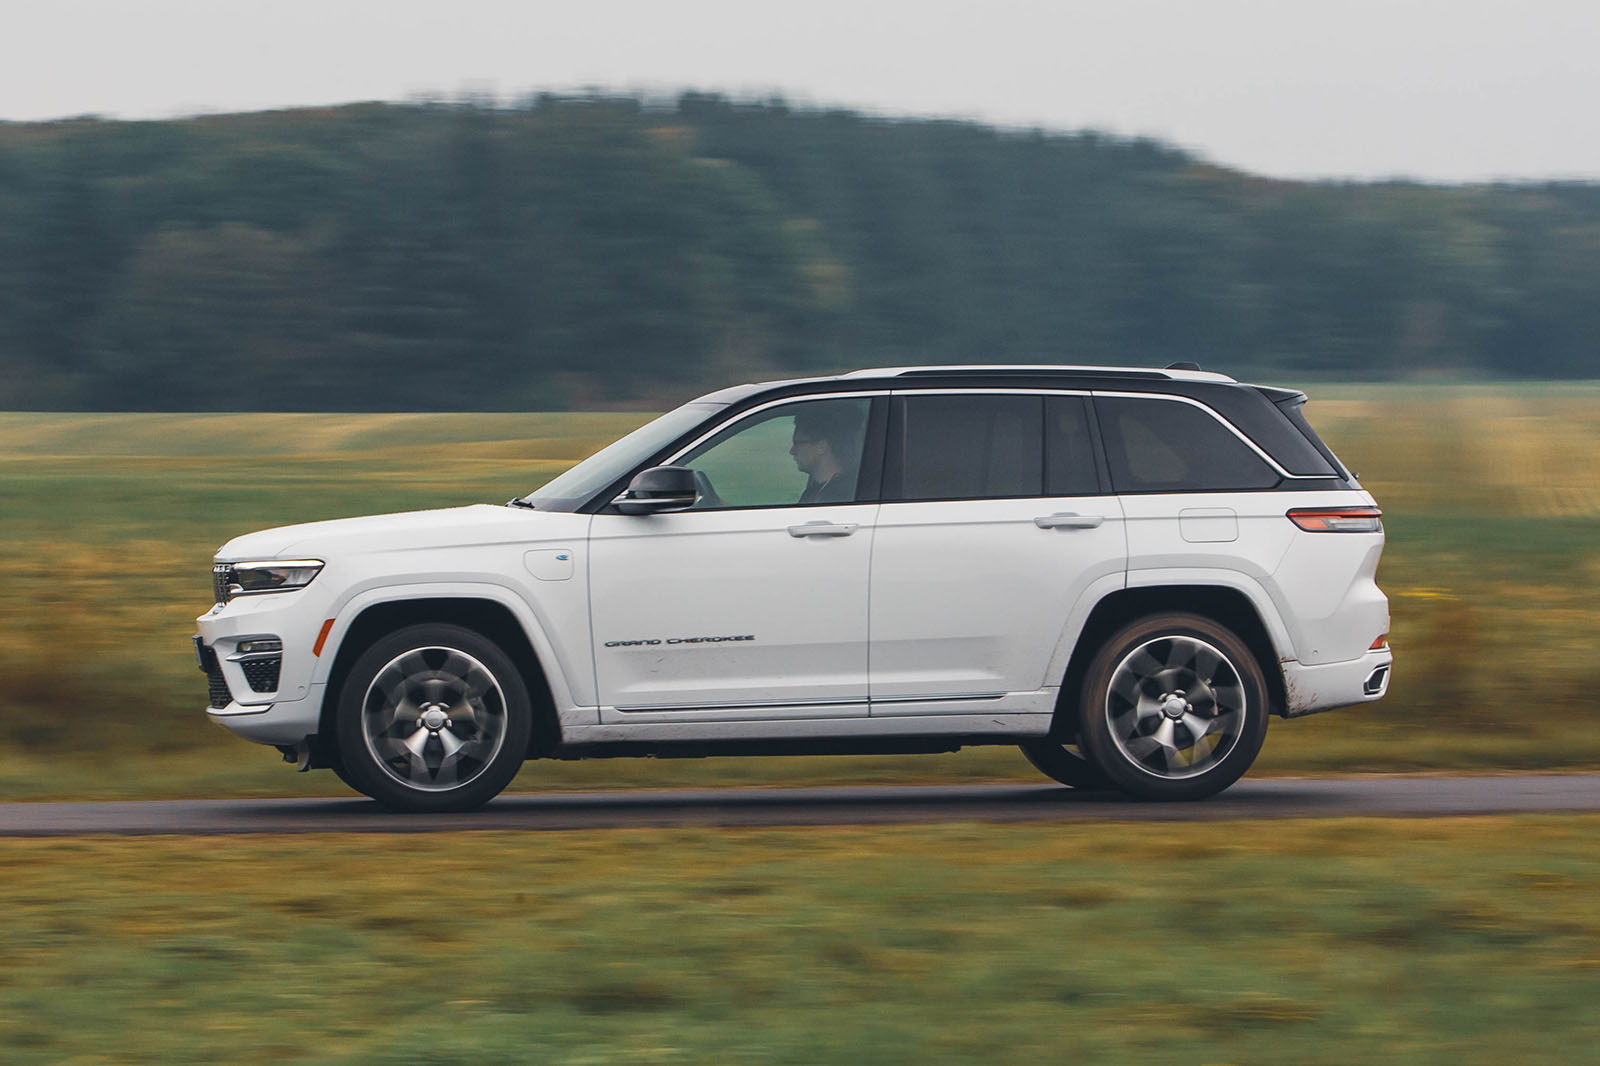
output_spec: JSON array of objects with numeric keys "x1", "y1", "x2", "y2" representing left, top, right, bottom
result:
[{"x1": 516, "y1": 401, "x2": 724, "y2": 511}]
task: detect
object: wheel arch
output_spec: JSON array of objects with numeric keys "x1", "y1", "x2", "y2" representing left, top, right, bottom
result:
[
  {"x1": 317, "y1": 596, "x2": 561, "y2": 757},
  {"x1": 1050, "y1": 584, "x2": 1288, "y2": 738}
]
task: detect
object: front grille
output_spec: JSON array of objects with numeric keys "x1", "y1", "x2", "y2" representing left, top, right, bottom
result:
[
  {"x1": 196, "y1": 640, "x2": 231, "y2": 708},
  {"x1": 242, "y1": 657, "x2": 281, "y2": 693},
  {"x1": 212, "y1": 563, "x2": 233, "y2": 605}
]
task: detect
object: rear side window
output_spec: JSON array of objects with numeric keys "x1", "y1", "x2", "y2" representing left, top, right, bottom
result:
[
  {"x1": 892, "y1": 394, "x2": 1042, "y2": 500},
  {"x1": 1095, "y1": 396, "x2": 1279, "y2": 493}
]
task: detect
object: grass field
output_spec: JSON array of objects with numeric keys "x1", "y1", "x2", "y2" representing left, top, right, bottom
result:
[
  {"x1": 1, "y1": 815, "x2": 1597, "y2": 1065},
  {"x1": 2, "y1": 383, "x2": 1599, "y2": 800}
]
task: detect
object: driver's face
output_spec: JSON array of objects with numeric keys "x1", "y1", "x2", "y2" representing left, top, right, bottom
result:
[{"x1": 790, "y1": 431, "x2": 826, "y2": 475}]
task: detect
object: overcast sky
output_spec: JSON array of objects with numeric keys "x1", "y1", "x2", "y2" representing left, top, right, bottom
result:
[{"x1": 3, "y1": 0, "x2": 1596, "y2": 183}]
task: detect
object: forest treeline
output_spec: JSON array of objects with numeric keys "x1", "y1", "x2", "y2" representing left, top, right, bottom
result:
[{"x1": 1, "y1": 93, "x2": 1597, "y2": 410}]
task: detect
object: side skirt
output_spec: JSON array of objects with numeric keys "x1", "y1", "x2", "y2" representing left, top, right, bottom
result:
[
  {"x1": 550, "y1": 711, "x2": 1054, "y2": 760},
  {"x1": 545, "y1": 734, "x2": 1037, "y2": 761}
]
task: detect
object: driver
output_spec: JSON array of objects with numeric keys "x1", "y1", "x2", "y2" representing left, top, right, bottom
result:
[{"x1": 791, "y1": 406, "x2": 861, "y2": 504}]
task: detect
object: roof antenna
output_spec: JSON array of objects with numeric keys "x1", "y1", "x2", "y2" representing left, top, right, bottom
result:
[{"x1": 1165, "y1": 361, "x2": 1202, "y2": 371}]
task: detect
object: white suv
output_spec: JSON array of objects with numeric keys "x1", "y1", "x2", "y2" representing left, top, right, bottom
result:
[{"x1": 195, "y1": 365, "x2": 1391, "y2": 811}]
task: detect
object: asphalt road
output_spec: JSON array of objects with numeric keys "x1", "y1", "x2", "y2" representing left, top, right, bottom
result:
[{"x1": 2, "y1": 774, "x2": 1599, "y2": 836}]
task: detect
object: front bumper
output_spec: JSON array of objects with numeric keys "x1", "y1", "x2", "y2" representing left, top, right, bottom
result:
[
  {"x1": 196, "y1": 580, "x2": 337, "y2": 746},
  {"x1": 204, "y1": 688, "x2": 326, "y2": 745},
  {"x1": 1280, "y1": 647, "x2": 1393, "y2": 717}
]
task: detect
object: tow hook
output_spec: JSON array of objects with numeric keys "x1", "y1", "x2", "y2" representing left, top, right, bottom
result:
[{"x1": 276, "y1": 742, "x2": 314, "y2": 772}]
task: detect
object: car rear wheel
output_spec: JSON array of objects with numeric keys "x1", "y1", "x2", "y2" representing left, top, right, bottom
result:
[
  {"x1": 1077, "y1": 613, "x2": 1269, "y2": 801},
  {"x1": 334, "y1": 623, "x2": 532, "y2": 812}
]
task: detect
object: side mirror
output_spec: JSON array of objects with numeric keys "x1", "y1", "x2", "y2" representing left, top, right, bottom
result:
[{"x1": 614, "y1": 466, "x2": 699, "y2": 515}]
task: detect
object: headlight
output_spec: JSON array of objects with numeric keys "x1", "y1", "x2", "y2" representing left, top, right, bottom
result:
[{"x1": 214, "y1": 560, "x2": 324, "y2": 602}]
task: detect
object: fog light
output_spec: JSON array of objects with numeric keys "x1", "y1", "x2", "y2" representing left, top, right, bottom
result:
[{"x1": 237, "y1": 638, "x2": 283, "y2": 654}]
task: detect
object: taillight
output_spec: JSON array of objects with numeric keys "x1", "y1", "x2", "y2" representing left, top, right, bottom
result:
[{"x1": 1287, "y1": 506, "x2": 1382, "y2": 533}]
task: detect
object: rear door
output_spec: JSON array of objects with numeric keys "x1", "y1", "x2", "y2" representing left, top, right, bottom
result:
[{"x1": 868, "y1": 391, "x2": 1126, "y2": 711}]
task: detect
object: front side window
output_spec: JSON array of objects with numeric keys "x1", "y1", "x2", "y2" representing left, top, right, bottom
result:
[
  {"x1": 891, "y1": 394, "x2": 1043, "y2": 501},
  {"x1": 1096, "y1": 396, "x2": 1280, "y2": 492},
  {"x1": 678, "y1": 397, "x2": 871, "y2": 509}
]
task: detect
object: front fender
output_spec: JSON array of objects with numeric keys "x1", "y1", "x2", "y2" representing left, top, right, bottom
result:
[{"x1": 310, "y1": 579, "x2": 591, "y2": 719}]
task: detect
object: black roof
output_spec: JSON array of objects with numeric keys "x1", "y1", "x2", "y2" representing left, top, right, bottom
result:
[{"x1": 699, "y1": 365, "x2": 1336, "y2": 479}]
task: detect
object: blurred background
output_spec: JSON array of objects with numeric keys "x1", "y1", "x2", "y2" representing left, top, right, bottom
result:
[
  {"x1": 3, "y1": 93, "x2": 1599, "y2": 411},
  {"x1": 3, "y1": 4, "x2": 1600, "y2": 1063},
  {"x1": 2, "y1": 79, "x2": 1598, "y2": 795},
  {"x1": 0, "y1": 0, "x2": 1593, "y2": 793},
  {"x1": 0, "y1": 0, "x2": 1596, "y2": 803}
]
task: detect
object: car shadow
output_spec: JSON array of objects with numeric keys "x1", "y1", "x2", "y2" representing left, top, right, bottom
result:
[{"x1": 221, "y1": 779, "x2": 1350, "y2": 830}]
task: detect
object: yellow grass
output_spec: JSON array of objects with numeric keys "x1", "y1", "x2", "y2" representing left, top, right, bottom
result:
[{"x1": 1307, "y1": 384, "x2": 1600, "y2": 516}]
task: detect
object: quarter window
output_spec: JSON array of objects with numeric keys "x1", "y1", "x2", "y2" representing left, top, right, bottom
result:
[{"x1": 1095, "y1": 396, "x2": 1279, "y2": 492}]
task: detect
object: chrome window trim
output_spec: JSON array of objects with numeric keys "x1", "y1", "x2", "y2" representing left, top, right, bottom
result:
[
  {"x1": 881, "y1": 386, "x2": 1306, "y2": 479},
  {"x1": 628, "y1": 385, "x2": 1317, "y2": 512},
  {"x1": 1090, "y1": 389, "x2": 1322, "y2": 482},
  {"x1": 662, "y1": 391, "x2": 892, "y2": 466},
  {"x1": 604, "y1": 391, "x2": 890, "y2": 514}
]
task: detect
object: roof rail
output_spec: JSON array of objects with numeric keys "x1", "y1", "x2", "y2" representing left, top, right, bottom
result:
[{"x1": 840, "y1": 364, "x2": 1237, "y2": 384}]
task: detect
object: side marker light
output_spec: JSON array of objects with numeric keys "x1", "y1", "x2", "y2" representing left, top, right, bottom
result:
[{"x1": 313, "y1": 619, "x2": 336, "y2": 657}]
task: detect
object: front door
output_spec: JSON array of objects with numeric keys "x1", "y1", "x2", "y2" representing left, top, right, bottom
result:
[{"x1": 590, "y1": 396, "x2": 879, "y2": 719}]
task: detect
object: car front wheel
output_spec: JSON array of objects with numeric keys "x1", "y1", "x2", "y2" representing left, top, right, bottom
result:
[
  {"x1": 1077, "y1": 613, "x2": 1269, "y2": 801},
  {"x1": 1017, "y1": 740, "x2": 1112, "y2": 790},
  {"x1": 335, "y1": 623, "x2": 532, "y2": 812}
]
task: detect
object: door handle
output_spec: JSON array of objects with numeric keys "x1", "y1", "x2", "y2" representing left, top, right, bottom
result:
[
  {"x1": 1033, "y1": 512, "x2": 1104, "y2": 530},
  {"x1": 788, "y1": 521, "x2": 858, "y2": 538}
]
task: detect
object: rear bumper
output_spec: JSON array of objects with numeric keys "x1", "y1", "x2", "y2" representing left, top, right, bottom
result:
[{"x1": 1280, "y1": 648, "x2": 1392, "y2": 718}]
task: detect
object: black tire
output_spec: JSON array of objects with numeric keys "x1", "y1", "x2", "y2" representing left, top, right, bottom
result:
[
  {"x1": 1077, "y1": 612, "x2": 1269, "y2": 801},
  {"x1": 334, "y1": 623, "x2": 532, "y2": 813},
  {"x1": 327, "y1": 756, "x2": 364, "y2": 796},
  {"x1": 1018, "y1": 740, "x2": 1114, "y2": 790}
]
